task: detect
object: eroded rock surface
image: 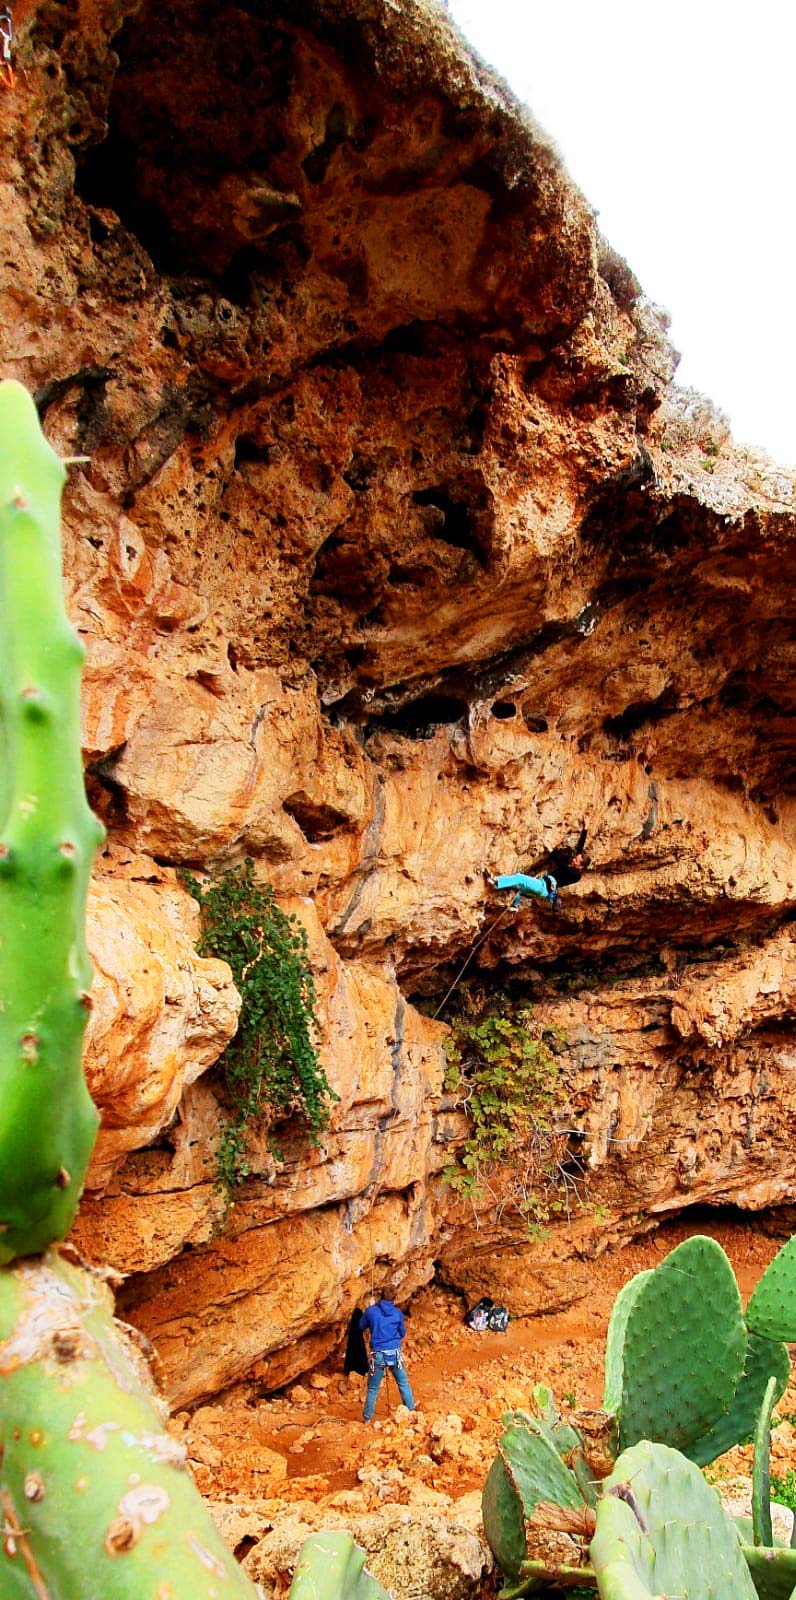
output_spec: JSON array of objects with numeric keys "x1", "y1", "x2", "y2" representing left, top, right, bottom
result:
[{"x1": 2, "y1": 0, "x2": 796, "y2": 1399}]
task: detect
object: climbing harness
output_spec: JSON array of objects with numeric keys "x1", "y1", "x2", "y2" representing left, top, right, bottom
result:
[
  {"x1": 432, "y1": 905, "x2": 516, "y2": 1021},
  {"x1": 0, "y1": 6, "x2": 13, "y2": 90}
]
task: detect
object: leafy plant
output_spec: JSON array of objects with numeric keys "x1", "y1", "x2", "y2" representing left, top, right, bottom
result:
[
  {"x1": 771, "y1": 1471, "x2": 796, "y2": 1515},
  {"x1": 181, "y1": 859, "x2": 337, "y2": 1187},
  {"x1": 441, "y1": 1005, "x2": 579, "y2": 1233}
]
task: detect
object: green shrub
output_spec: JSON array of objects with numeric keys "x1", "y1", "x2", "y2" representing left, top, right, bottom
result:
[
  {"x1": 180, "y1": 859, "x2": 336, "y2": 1188},
  {"x1": 441, "y1": 1005, "x2": 577, "y2": 1233},
  {"x1": 771, "y1": 1469, "x2": 796, "y2": 1513}
]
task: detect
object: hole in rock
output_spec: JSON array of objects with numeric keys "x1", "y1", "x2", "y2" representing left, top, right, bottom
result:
[
  {"x1": 283, "y1": 793, "x2": 350, "y2": 841},
  {"x1": 375, "y1": 693, "x2": 469, "y2": 739},
  {"x1": 302, "y1": 102, "x2": 350, "y2": 184},
  {"x1": 603, "y1": 686, "x2": 678, "y2": 742},
  {"x1": 235, "y1": 435, "x2": 272, "y2": 468},
  {"x1": 76, "y1": 127, "x2": 182, "y2": 274},
  {"x1": 411, "y1": 489, "x2": 487, "y2": 565},
  {"x1": 490, "y1": 700, "x2": 516, "y2": 720},
  {"x1": 343, "y1": 456, "x2": 377, "y2": 493}
]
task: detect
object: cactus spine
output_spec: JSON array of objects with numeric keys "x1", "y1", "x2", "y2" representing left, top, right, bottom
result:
[{"x1": 0, "y1": 380, "x2": 104, "y2": 1260}]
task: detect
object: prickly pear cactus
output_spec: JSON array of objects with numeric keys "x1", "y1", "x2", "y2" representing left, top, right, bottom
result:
[
  {"x1": 289, "y1": 1533, "x2": 391, "y2": 1600},
  {"x1": 499, "y1": 1421, "x2": 585, "y2": 1520},
  {"x1": 590, "y1": 1440, "x2": 757, "y2": 1600},
  {"x1": 746, "y1": 1236, "x2": 796, "y2": 1343},
  {"x1": 602, "y1": 1269, "x2": 651, "y2": 1415},
  {"x1": 617, "y1": 1235, "x2": 747, "y2": 1452},
  {"x1": 0, "y1": 379, "x2": 104, "y2": 1261},
  {"x1": 687, "y1": 1331, "x2": 790, "y2": 1468},
  {"x1": 482, "y1": 1418, "x2": 588, "y2": 1585},
  {"x1": 740, "y1": 1542, "x2": 796, "y2": 1600},
  {"x1": 482, "y1": 1453, "x2": 530, "y2": 1578},
  {"x1": 752, "y1": 1374, "x2": 779, "y2": 1549},
  {"x1": 0, "y1": 1251, "x2": 264, "y2": 1598}
]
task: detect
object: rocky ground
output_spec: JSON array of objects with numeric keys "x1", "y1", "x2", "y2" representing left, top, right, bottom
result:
[{"x1": 168, "y1": 1218, "x2": 796, "y2": 1596}]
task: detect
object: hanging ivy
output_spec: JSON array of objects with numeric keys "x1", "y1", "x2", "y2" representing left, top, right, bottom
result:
[{"x1": 180, "y1": 859, "x2": 337, "y2": 1190}]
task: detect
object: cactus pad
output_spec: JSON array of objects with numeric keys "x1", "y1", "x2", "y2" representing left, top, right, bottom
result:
[
  {"x1": 289, "y1": 1533, "x2": 390, "y2": 1600},
  {"x1": 602, "y1": 1270, "x2": 652, "y2": 1415},
  {"x1": 740, "y1": 1543, "x2": 796, "y2": 1600},
  {"x1": 752, "y1": 1375, "x2": 779, "y2": 1549},
  {"x1": 618, "y1": 1235, "x2": 746, "y2": 1451},
  {"x1": 746, "y1": 1237, "x2": 796, "y2": 1343},
  {"x1": 590, "y1": 1440, "x2": 757, "y2": 1600},
  {"x1": 500, "y1": 1421, "x2": 585, "y2": 1517},
  {"x1": 0, "y1": 1251, "x2": 261, "y2": 1598},
  {"x1": 0, "y1": 379, "x2": 104, "y2": 1259},
  {"x1": 482, "y1": 1453, "x2": 528, "y2": 1577},
  {"x1": 688, "y1": 1332, "x2": 791, "y2": 1467}
]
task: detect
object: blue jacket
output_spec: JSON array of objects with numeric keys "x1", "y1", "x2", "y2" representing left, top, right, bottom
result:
[{"x1": 359, "y1": 1299, "x2": 406, "y2": 1351}]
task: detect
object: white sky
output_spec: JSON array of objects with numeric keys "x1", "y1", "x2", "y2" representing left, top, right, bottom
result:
[{"x1": 447, "y1": 0, "x2": 796, "y2": 466}]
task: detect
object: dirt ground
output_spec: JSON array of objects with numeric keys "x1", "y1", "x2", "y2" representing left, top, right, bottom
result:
[{"x1": 176, "y1": 1217, "x2": 796, "y2": 1524}]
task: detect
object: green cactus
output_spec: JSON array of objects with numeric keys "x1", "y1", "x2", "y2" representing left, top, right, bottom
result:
[
  {"x1": 752, "y1": 1375, "x2": 779, "y2": 1549},
  {"x1": 590, "y1": 1440, "x2": 757, "y2": 1600},
  {"x1": 289, "y1": 1533, "x2": 391, "y2": 1600},
  {"x1": 482, "y1": 1454, "x2": 529, "y2": 1579},
  {"x1": 617, "y1": 1235, "x2": 747, "y2": 1452},
  {"x1": 500, "y1": 1421, "x2": 586, "y2": 1519},
  {"x1": 482, "y1": 1421, "x2": 588, "y2": 1588},
  {"x1": 747, "y1": 1237, "x2": 796, "y2": 1343},
  {"x1": 688, "y1": 1332, "x2": 791, "y2": 1467},
  {"x1": 602, "y1": 1270, "x2": 652, "y2": 1415},
  {"x1": 0, "y1": 379, "x2": 104, "y2": 1261},
  {"x1": 531, "y1": 1385, "x2": 583, "y2": 1456},
  {"x1": 0, "y1": 1250, "x2": 263, "y2": 1598},
  {"x1": 740, "y1": 1543, "x2": 796, "y2": 1600}
]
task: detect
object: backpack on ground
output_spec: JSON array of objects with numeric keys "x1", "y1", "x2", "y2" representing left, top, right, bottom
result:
[
  {"x1": 464, "y1": 1295, "x2": 493, "y2": 1331},
  {"x1": 486, "y1": 1305, "x2": 510, "y2": 1333}
]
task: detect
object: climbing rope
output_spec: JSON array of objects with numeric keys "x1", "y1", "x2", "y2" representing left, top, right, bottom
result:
[{"x1": 432, "y1": 904, "x2": 516, "y2": 1021}]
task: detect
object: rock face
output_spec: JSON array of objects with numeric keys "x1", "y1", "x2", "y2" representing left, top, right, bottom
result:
[{"x1": 3, "y1": 0, "x2": 796, "y2": 1401}]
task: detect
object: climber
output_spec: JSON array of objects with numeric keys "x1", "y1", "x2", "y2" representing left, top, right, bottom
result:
[
  {"x1": 486, "y1": 826, "x2": 588, "y2": 911},
  {"x1": 0, "y1": 6, "x2": 13, "y2": 90},
  {"x1": 359, "y1": 1290, "x2": 415, "y2": 1422}
]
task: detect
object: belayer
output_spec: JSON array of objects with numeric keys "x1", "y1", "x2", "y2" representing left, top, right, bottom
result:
[
  {"x1": 486, "y1": 825, "x2": 588, "y2": 911},
  {"x1": 359, "y1": 1290, "x2": 415, "y2": 1422}
]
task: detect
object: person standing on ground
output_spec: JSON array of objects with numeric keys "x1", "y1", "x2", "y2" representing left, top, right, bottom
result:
[{"x1": 359, "y1": 1291, "x2": 415, "y2": 1422}]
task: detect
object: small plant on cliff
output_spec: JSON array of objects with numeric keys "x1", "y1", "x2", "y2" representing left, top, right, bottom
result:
[
  {"x1": 442, "y1": 1005, "x2": 579, "y2": 1234},
  {"x1": 180, "y1": 859, "x2": 336, "y2": 1187}
]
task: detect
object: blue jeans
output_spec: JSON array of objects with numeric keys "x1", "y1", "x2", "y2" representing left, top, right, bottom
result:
[
  {"x1": 496, "y1": 873, "x2": 556, "y2": 905},
  {"x1": 363, "y1": 1350, "x2": 415, "y2": 1420}
]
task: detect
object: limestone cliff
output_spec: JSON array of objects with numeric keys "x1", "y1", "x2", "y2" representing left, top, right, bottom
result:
[{"x1": 3, "y1": 0, "x2": 796, "y2": 1404}]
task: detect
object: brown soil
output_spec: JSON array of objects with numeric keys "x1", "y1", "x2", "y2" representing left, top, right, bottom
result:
[{"x1": 176, "y1": 1217, "x2": 796, "y2": 1520}]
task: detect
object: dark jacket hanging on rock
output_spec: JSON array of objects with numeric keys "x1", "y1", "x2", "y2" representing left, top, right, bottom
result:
[{"x1": 344, "y1": 1308, "x2": 370, "y2": 1375}]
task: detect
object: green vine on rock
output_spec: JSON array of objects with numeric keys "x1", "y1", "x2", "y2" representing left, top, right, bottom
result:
[
  {"x1": 180, "y1": 859, "x2": 337, "y2": 1189},
  {"x1": 442, "y1": 1004, "x2": 580, "y2": 1236}
]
